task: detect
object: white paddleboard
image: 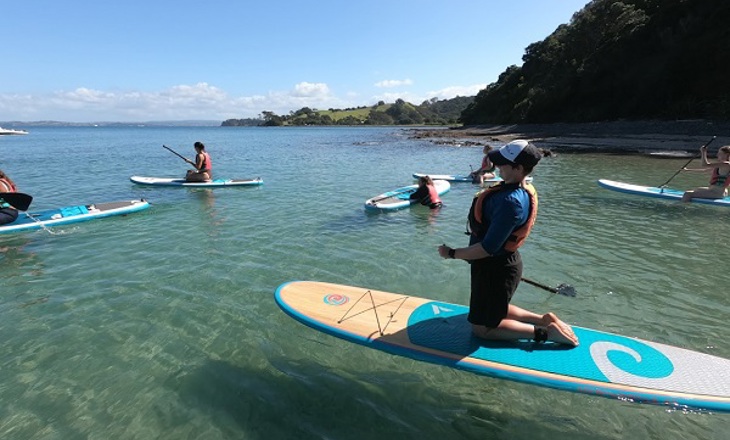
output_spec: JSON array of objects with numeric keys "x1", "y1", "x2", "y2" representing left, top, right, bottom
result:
[
  {"x1": 598, "y1": 179, "x2": 730, "y2": 207},
  {"x1": 130, "y1": 176, "x2": 263, "y2": 187}
]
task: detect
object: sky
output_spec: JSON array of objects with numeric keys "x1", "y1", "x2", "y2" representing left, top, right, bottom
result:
[{"x1": 1, "y1": 0, "x2": 589, "y2": 122}]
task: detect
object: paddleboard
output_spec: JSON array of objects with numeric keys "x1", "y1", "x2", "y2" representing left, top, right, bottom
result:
[
  {"x1": 275, "y1": 281, "x2": 730, "y2": 413},
  {"x1": 413, "y1": 173, "x2": 532, "y2": 184},
  {"x1": 0, "y1": 199, "x2": 150, "y2": 234},
  {"x1": 364, "y1": 180, "x2": 450, "y2": 211},
  {"x1": 130, "y1": 176, "x2": 263, "y2": 187},
  {"x1": 597, "y1": 179, "x2": 730, "y2": 207}
]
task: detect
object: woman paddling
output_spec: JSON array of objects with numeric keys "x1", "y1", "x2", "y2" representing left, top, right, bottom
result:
[
  {"x1": 0, "y1": 169, "x2": 19, "y2": 225},
  {"x1": 681, "y1": 145, "x2": 730, "y2": 202},
  {"x1": 185, "y1": 142, "x2": 213, "y2": 182}
]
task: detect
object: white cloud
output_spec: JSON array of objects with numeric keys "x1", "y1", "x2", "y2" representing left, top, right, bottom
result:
[
  {"x1": 0, "y1": 81, "x2": 484, "y2": 122},
  {"x1": 374, "y1": 79, "x2": 413, "y2": 88},
  {"x1": 291, "y1": 82, "x2": 331, "y2": 98}
]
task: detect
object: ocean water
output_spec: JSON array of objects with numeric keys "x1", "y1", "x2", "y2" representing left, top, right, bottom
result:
[{"x1": 0, "y1": 126, "x2": 727, "y2": 440}]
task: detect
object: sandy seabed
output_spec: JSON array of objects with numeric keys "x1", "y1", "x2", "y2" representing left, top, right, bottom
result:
[{"x1": 407, "y1": 120, "x2": 730, "y2": 156}]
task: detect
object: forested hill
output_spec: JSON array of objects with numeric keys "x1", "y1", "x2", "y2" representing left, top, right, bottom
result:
[{"x1": 460, "y1": 0, "x2": 730, "y2": 125}]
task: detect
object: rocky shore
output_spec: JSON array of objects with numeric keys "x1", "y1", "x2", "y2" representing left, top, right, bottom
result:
[{"x1": 406, "y1": 120, "x2": 730, "y2": 155}]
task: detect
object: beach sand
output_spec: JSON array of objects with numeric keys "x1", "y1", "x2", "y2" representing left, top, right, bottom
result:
[{"x1": 406, "y1": 120, "x2": 730, "y2": 156}]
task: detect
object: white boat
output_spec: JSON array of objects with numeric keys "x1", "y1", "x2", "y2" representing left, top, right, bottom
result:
[{"x1": 0, "y1": 127, "x2": 29, "y2": 135}]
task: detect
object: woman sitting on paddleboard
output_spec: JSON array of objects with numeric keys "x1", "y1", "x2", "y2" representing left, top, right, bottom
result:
[
  {"x1": 0, "y1": 169, "x2": 19, "y2": 225},
  {"x1": 185, "y1": 142, "x2": 212, "y2": 182},
  {"x1": 469, "y1": 145, "x2": 497, "y2": 186},
  {"x1": 681, "y1": 145, "x2": 730, "y2": 202},
  {"x1": 409, "y1": 175, "x2": 442, "y2": 209}
]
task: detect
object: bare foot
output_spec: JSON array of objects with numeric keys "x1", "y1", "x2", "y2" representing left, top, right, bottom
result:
[
  {"x1": 546, "y1": 323, "x2": 579, "y2": 346},
  {"x1": 542, "y1": 312, "x2": 579, "y2": 346}
]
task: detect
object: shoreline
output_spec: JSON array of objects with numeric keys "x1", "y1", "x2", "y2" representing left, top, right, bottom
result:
[{"x1": 405, "y1": 120, "x2": 730, "y2": 155}]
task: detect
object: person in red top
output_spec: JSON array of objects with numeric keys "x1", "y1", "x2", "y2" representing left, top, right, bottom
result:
[
  {"x1": 409, "y1": 175, "x2": 442, "y2": 209},
  {"x1": 469, "y1": 145, "x2": 497, "y2": 185},
  {"x1": 681, "y1": 145, "x2": 730, "y2": 202},
  {"x1": 185, "y1": 142, "x2": 213, "y2": 182},
  {"x1": 0, "y1": 169, "x2": 19, "y2": 225}
]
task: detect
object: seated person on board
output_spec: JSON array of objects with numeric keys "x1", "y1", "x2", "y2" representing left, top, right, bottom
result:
[
  {"x1": 185, "y1": 141, "x2": 213, "y2": 182},
  {"x1": 469, "y1": 145, "x2": 497, "y2": 185},
  {"x1": 681, "y1": 145, "x2": 730, "y2": 202},
  {"x1": 409, "y1": 176, "x2": 443, "y2": 209},
  {"x1": 0, "y1": 169, "x2": 19, "y2": 225}
]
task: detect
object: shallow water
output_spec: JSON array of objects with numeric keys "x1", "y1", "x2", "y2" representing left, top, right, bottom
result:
[{"x1": 1, "y1": 127, "x2": 728, "y2": 439}]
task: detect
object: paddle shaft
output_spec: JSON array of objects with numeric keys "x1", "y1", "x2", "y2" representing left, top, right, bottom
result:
[
  {"x1": 658, "y1": 136, "x2": 716, "y2": 188},
  {"x1": 162, "y1": 145, "x2": 191, "y2": 164},
  {"x1": 520, "y1": 277, "x2": 558, "y2": 293}
]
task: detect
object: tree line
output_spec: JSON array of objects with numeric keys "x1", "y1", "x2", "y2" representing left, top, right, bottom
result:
[
  {"x1": 460, "y1": 0, "x2": 730, "y2": 124},
  {"x1": 221, "y1": 96, "x2": 473, "y2": 127}
]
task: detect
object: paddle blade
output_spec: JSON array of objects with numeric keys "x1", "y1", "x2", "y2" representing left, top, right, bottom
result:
[
  {"x1": 0, "y1": 192, "x2": 33, "y2": 211},
  {"x1": 555, "y1": 283, "x2": 577, "y2": 297}
]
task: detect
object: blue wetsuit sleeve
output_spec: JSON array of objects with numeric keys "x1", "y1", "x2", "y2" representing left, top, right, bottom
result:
[{"x1": 480, "y1": 191, "x2": 528, "y2": 255}]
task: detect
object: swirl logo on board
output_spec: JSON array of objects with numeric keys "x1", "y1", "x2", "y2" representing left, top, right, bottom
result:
[
  {"x1": 323, "y1": 293, "x2": 349, "y2": 306},
  {"x1": 589, "y1": 340, "x2": 675, "y2": 385}
]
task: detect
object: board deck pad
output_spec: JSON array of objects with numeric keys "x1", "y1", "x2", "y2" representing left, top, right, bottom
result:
[
  {"x1": 275, "y1": 281, "x2": 730, "y2": 413},
  {"x1": 598, "y1": 179, "x2": 730, "y2": 206},
  {"x1": 130, "y1": 176, "x2": 263, "y2": 187}
]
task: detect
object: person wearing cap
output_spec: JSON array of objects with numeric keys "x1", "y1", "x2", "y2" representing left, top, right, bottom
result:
[{"x1": 438, "y1": 140, "x2": 578, "y2": 346}]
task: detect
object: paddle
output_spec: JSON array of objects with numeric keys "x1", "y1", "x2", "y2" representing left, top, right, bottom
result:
[
  {"x1": 0, "y1": 192, "x2": 33, "y2": 211},
  {"x1": 162, "y1": 145, "x2": 192, "y2": 165},
  {"x1": 658, "y1": 136, "x2": 716, "y2": 192},
  {"x1": 521, "y1": 277, "x2": 576, "y2": 297}
]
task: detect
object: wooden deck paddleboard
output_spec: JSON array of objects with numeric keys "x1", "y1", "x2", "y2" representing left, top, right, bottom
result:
[{"x1": 275, "y1": 281, "x2": 730, "y2": 413}]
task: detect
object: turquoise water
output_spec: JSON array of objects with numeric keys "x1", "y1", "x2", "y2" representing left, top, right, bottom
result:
[{"x1": 1, "y1": 127, "x2": 727, "y2": 439}]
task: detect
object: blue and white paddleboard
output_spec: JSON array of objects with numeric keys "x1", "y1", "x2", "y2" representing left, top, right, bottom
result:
[
  {"x1": 275, "y1": 281, "x2": 730, "y2": 413},
  {"x1": 413, "y1": 173, "x2": 475, "y2": 183},
  {"x1": 598, "y1": 179, "x2": 730, "y2": 206},
  {"x1": 412, "y1": 173, "x2": 531, "y2": 184},
  {"x1": 0, "y1": 199, "x2": 150, "y2": 234},
  {"x1": 365, "y1": 180, "x2": 450, "y2": 211},
  {"x1": 130, "y1": 176, "x2": 263, "y2": 187}
]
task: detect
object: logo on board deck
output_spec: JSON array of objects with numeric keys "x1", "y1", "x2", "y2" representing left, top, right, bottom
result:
[{"x1": 323, "y1": 293, "x2": 349, "y2": 306}]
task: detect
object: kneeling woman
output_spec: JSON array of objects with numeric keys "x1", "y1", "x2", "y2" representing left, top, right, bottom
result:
[
  {"x1": 410, "y1": 176, "x2": 442, "y2": 209},
  {"x1": 0, "y1": 170, "x2": 19, "y2": 225},
  {"x1": 185, "y1": 142, "x2": 213, "y2": 182}
]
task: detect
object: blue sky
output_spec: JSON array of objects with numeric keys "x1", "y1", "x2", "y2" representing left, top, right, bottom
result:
[{"x1": 1, "y1": 0, "x2": 589, "y2": 122}]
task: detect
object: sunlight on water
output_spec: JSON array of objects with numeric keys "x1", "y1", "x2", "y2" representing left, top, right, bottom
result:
[{"x1": 0, "y1": 127, "x2": 727, "y2": 439}]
